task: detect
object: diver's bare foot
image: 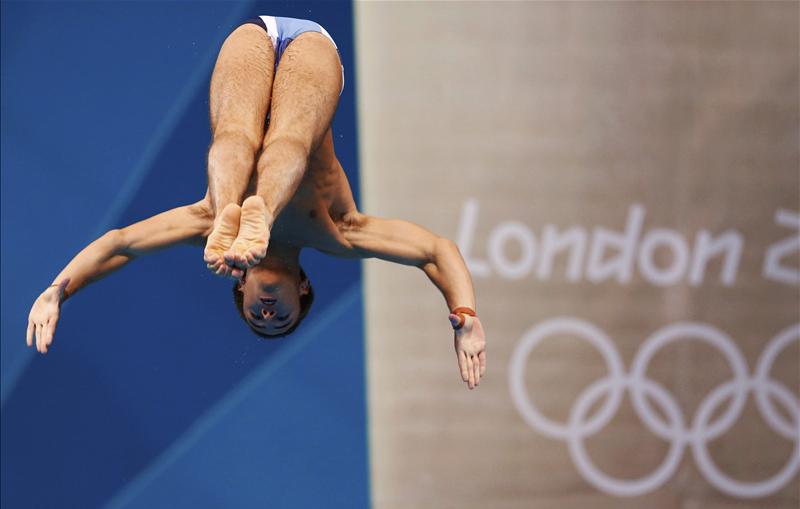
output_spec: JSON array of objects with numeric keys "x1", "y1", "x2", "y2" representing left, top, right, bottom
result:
[
  {"x1": 204, "y1": 203, "x2": 242, "y2": 278},
  {"x1": 226, "y1": 196, "x2": 271, "y2": 269}
]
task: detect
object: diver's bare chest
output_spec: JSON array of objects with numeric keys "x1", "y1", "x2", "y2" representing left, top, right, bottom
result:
[
  {"x1": 270, "y1": 201, "x2": 335, "y2": 245},
  {"x1": 244, "y1": 170, "x2": 350, "y2": 253}
]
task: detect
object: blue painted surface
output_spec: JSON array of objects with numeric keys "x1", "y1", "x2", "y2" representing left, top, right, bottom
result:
[{"x1": 1, "y1": 2, "x2": 368, "y2": 508}]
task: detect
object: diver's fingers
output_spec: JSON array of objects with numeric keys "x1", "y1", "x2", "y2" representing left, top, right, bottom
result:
[
  {"x1": 215, "y1": 263, "x2": 228, "y2": 277},
  {"x1": 40, "y1": 323, "x2": 49, "y2": 354},
  {"x1": 35, "y1": 323, "x2": 43, "y2": 353},
  {"x1": 458, "y1": 350, "x2": 469, "y2": 382},
  {"x1": 45, "y1": 317, "x2": 58, "y2": 350},
  {"x1": 466, "y1": 355, "x2": 475, "y2": 389},
  {"x1": 26, "y1": 320, "x2": 34, "y2": 347}
]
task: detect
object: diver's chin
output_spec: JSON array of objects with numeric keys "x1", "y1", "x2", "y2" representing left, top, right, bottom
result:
[
  {"x1": 247, "y1": 264, "x2": 293, "y2": 289},
  {"x1": 255, "y1": 252, "x2": 300, "y2": 276}
]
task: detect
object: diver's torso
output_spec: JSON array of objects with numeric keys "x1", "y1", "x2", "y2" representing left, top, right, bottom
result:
[{"x1": 243, "y1": 158, "x2": 356, "y2": 256}]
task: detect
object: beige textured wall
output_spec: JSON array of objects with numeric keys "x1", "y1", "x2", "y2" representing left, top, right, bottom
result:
[{"x1": 356, "y1": 2, "x2": 799, "y2": 508}]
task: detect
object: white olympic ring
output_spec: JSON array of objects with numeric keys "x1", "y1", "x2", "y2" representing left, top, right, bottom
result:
[{"x1": 509, "y1": 318, "x2": 800, "y2": 499}]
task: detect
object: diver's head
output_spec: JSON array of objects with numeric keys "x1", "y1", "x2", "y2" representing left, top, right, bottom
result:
[{"x1": 232, "y1": 248, "x2": 314, "y2": 339}]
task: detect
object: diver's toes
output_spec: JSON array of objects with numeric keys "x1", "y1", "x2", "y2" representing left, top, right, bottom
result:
[{"x1": 251, "y1": 246, "x2": 265, "y2": 259}]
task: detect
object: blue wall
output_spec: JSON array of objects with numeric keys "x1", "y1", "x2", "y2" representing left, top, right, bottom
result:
[{"x1": 1, "y1": 2, "x2": 368, "y2": 508}]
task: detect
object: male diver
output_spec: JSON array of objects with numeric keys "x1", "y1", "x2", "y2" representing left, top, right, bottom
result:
[{"x1": 26, "y1": 16, "x2": 487, "y2": 389}]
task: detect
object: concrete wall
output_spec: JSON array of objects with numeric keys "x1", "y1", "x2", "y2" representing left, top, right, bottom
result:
[{"x1": 357, "y1": 3, "x2": 799, "y2": 508}]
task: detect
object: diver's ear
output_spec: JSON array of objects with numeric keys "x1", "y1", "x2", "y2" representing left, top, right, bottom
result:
[
  {"x1": 299, "y1": 278, "x2": 310, "y2": 296},
  {"x1": 237, "y1": 271, "x2": 246, "y2": 292}
]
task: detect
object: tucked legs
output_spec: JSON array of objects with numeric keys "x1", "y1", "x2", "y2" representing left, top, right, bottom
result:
[
  {"x1": 225, "y1": 32, "x2": 343, "y2": 270},
  {"x1": 203, "y1": 24, "x2": 275, "y2": 276}
]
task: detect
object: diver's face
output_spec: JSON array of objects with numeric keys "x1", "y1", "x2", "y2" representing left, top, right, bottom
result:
[{"x1": 239, "y1": 266, "x2": 308, "y2": 336}]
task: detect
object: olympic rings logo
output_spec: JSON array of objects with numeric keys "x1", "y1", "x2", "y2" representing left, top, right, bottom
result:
[{"x1": 508, "y1": 318, "x2": 800, "y2": 499}]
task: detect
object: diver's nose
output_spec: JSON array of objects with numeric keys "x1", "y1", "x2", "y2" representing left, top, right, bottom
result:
[{"x1": 261, "y1": 308, "x2": 275, "y2": 319}]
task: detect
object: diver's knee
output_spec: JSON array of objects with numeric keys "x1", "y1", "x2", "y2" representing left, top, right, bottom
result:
[{"x1": 259, "y1": 134, "x2": 312, "y2": 164}]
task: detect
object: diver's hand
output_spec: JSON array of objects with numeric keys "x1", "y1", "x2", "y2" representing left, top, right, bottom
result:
[
  {"x1": 26, "y1": 279, "x2": 69, "y2": 354},
  {"x1": 451, "y1": 313, "x2": 486, "y2": 390}
]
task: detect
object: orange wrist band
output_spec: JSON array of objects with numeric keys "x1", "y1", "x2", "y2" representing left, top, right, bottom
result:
[{"x1": 450, "y1": 306, "x2": 476, "y2": 330}]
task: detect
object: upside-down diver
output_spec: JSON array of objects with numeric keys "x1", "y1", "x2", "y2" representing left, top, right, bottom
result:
[{"x1": 26, "y1": 15, "x2": 487, "y2": 389}]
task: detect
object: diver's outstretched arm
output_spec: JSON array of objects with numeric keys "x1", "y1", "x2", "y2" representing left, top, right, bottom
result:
[
  {"x1": 337, "y1": 212, "x2": 487, "y2": 390},
  {"x1": 26, "y1": 197, "x2": 213, "y2": 354}
]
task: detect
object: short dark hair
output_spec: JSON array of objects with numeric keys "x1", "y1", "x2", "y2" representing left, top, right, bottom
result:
[{"x1": 232, "y1": 267, "x2": 314, "y2": 339}]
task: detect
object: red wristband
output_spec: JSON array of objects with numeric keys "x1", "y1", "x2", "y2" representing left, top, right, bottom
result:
[{"x1": 450, "y1": 306, "x2": 476, "y2": 330}]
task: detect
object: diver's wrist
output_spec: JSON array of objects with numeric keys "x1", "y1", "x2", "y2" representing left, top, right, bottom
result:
[{"x1": 450, "y1": 306, "x2": 476, "y2": 330}]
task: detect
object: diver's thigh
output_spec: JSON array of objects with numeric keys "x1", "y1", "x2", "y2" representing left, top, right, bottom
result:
[
  {"x1": 209, "y1": 24, "x2": 275, "y2": 144},
  {"x1": 263, "y1": 32, "x2": 342, "y2": 151}
]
